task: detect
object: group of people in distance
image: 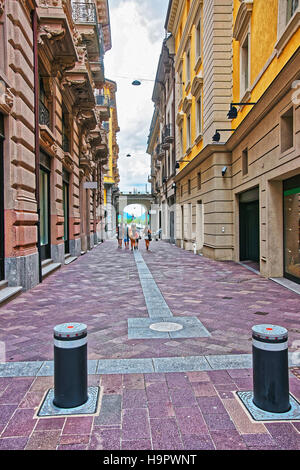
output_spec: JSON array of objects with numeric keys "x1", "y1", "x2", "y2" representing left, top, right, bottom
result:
[{"x1": 117, "y1": 223, "x2": 152, "y2": 251}]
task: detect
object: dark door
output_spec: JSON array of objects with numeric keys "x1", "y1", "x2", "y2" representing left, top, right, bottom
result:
[
  {"x1": 40, "y1": 166, "x2": 51, "y2": 261},
  {"x1": 283, "y1": 175, "x2": 300, "y2": 284},
  {"x1": 62, "y1": 169, "x2": 70, "y2": 253},
  {"x1": 240, "y1": 200, "x2": 260, "y2": 262},
  {"x1": 0, "y1": 114, "x2": 4, "y2": 280},
  {"x1": 170, "y1": 211, "x2": 174, "y2": 243}
]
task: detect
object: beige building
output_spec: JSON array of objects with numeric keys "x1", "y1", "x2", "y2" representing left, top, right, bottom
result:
[
  {"x1": 163, "y1": 0, "x2": 300, "y2": 287},
  {"x1": 0, "y1": 0, "x2": 119, "y2": 302}
]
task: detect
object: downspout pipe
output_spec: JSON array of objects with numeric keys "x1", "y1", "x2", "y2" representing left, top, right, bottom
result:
[{"x1": 32, "y1": 6, "x2": 42, "y2": 284}]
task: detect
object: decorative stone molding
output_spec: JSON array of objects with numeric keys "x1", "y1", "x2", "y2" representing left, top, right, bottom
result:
[
  {"x1": 233, "y1": 0, "x2": 253, "y2": 41},
  {"x1": 0, "y1": 1, "x2": 4, "y2": 17},
  {"x1": 62, "y1": 152, "x2": 74, "y2": 171},
  {"x1": 38, "y1": 25, "x2": 66, "y2": 45},
  {"x1": 0, "y1": 84, "x2": 14, "y2": 114},
  {"x1": 191, "y1": 71, "x2": 203, "y2": 96},
  {"x1": 182, "y1": 93, "x2": 192, "y2": 113}
]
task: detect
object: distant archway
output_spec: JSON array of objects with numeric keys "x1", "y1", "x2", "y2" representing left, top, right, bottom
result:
[{"x1": 122, "y1": 204, "x2": 148, "y2": 227}]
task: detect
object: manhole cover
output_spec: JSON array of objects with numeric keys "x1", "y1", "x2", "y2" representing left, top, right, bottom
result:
[{"x1": 149, "y1": 322, "x2": 184, "y2": 332}]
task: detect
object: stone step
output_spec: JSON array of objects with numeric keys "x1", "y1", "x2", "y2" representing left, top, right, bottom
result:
[
  {"x1": 0, "y1": 280, "x2": 8, "y2": 291},
  {"x1": 0, "y1": 286, "x2": 23, "y2": 306},
  {"x1": 64, "y1": 256, "x2": 77, "y2": 265},
  {"x1": 64, "y1": 253, "x2": 71, "y2": 260},
  {"x1": 42, "y1": 262, "x2": 61, "y2": 279},
  {"x1": 81, "y1": 251, "x2": 86, "y2": 256},
  {"x1": 41, "y1": 258, "x2": 53, "y2": 269}
]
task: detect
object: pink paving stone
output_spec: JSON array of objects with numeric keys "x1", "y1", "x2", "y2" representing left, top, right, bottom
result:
[
  {"x1": 1, "y1": 409, "x2": 36, "y2": 437},
  {"x1": 150, "y1": 417, "x2": 184, "y2": 450},
  {"x1": 35, "y1": 417, "x2": 65, "y2": 431},
  {"x1": 122, "y1": 408, "x2": 150, "y2": 441},
  {"x1": 0, "y1": 405, "x2": 17, "y2": 433},
  {"x1": 57, "y1": 444, "x2": 88, "y2": 450},
  {"x1": 186, "y1": 371, "x2": 210, "y2": 383},
  {"x1": 122, "y1": 374, "x2": 145, "y2": 389},
  {"x1": 174, "y1": 406, "x2": 208, "y2": 436},
  {"x1": 211, "y1": 430, "x2": 248, "y2": 450},
  {"x1": 145, "y1": 382, "x2": 170, "y2": 402},
  {"x1": 266, "y1": 423, "x2": 300, "y2": 450},
  {"x1": 0, "y1": 437, "x2": 28, "y2": 450},
  {"x1": 122, "y1": 389, "x2": 147, "y2": 409},
  {"x1": 191, "y1": 382, "x2": 218, "y2": 397},
  {"x1": 100, "y1": 374, "x2": 123, "y2": 394},
  {"x1": 25, "y1": 430, "x2": 61, "y2": 450},
  {"x1": 121, "y1": 439, "x2": 152, "y2": 450},
  {"x1": 182, "y1": 434, "x2": 215, "y2": 450},
  {"x1": 165, "y1": 372, "x2": 190, "y2": 389},
  {"x1": 0, "y1": 378, "x2": 34, "y2": 405},
  {"x1": 148, "y1": 401, "x2": 175, "y2": 419},
  {"x1": 62, "y1": 417, "x2": 93, "y2": 435},
  {"x1": 169, "y1": 386, "x2": 197, "y2": 406},
  {"x1": 144, "y1": 373, "x2": 166, "y2": 383},
  {"x1": 202, "y1": 411, "x2": 235, "y2": 431},
  {"x1": 242, "y1": 433, "x2": 276, "y2": 448},
  {"x1": 207, "y1": 370, "x2": 235, "y2": 385},
  {"x1": 197, "y1": 396, "x2": 227, "y2": 414},
  {"x1": 89, "y1": 427, "x2": 121, "y2": 450},
  {"x1": 59, "y1": 434, "x2": 90, "y2": 446}
]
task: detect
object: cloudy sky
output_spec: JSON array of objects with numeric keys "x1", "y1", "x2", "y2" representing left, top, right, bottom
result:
[{"x1": 104, "y1": 0, "x2": 169, "y2": 193}]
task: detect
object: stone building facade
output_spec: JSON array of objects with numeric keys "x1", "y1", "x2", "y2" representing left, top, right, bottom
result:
[
  {"x1": 0, "y1": 0, "x2": 119, "y2": 301},
  {"x1": 152, "y1": 0, "x2": 300, "y2": 286}
]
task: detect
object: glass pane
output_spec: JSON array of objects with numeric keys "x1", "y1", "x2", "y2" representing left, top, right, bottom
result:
[
  {"x1": 284, "y1": 189, "x2": 300, "y2": 280},
  {"x1": 40, "y1": 169, "x2": 49, "y2": 246}
]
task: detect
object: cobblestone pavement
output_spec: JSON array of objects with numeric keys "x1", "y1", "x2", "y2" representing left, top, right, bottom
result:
[
  {"x1": 0, "y1": 240, "x2": 299, "y2": 451},
  {"x1": 0, "y1": 240, "x2": 299, "y2": 362},
  {"x1": 0, "y1": 369, "x2": 299, "y2": 450}
]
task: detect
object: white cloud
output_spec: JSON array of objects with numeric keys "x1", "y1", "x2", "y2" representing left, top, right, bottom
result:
[{"x1": 104, "y1": 0, "x2": 168, "y2": 192}]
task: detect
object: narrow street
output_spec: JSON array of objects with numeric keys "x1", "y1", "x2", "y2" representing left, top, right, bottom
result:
[{"x1": 0, "y1": 241, "x2": 299, "y2": 450}]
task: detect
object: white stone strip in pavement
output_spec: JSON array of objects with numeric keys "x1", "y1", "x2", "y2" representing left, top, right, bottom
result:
[{"x1": 0, "y1": 353, "x2": 298, "y2": 377}]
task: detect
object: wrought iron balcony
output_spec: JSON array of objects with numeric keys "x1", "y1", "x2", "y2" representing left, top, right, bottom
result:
[
  {"x1": 163, "y1": 124, "x2": 174, "y2": 144},
  {"x1": 96, "y1": 94, "x2": 110, "y2": 107},
  {"x1": 156, "y1": 143, "x2": 165, "y2": 161},
  {"x1": 39, "y1": 100, "x2": 50, "y2": 128},
  {"x1": 71, "y1": 2, "x2": 97, "y2": 24}
]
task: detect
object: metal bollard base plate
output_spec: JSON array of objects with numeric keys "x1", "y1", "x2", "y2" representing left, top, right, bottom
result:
[
  {"x1": 236, "y1": 390, "x2": 300, "y2": 422},
  {"x1": 36, "y1": 386, "x2": 101, "y2": 418}
]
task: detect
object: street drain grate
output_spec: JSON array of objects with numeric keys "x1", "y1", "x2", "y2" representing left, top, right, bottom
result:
[
  {"x1": 253, "y1": 311, "x2": 269, "y2": 316},
  {"x1": 223, "y1": 297, "x2": 233, "y2": 300}
]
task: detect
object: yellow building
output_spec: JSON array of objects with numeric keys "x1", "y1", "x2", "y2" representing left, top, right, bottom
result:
[
  {"x1": 102, "y1": 80, "x2": 120, "y2": 239},
  {"x1": 163, "y1": 0, "x2": 300, "y2": 287}
]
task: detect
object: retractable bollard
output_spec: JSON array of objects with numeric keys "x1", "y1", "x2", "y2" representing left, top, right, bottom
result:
[
  {"x1": 252, "y1": 324, "x2": 290, "y2": 413},
  {"x1": 53, "y1": 323, "x2": 88, "y2": 409}
]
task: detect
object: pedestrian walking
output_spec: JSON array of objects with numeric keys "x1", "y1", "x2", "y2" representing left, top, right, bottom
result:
[
  {"x1": 124, "y1": 223, "x2": 129, "y2": 249},
  {"x1": 144, "y1": 225, "x2": 152, "y2": 251},
  {"x1": 129, "y1": 223, "x2": 137, "y2": 250},
  {"x1": 117, "y1": 223, "x2": 123, "y2": 249}
]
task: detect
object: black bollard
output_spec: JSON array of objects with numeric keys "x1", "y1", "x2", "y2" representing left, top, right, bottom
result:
[
  {"x1": 252, "y1": 324, "x2": 290, "y2": 413},
  {"x1": 53, "y1": 323, "x2": 88, "y2": 409}
]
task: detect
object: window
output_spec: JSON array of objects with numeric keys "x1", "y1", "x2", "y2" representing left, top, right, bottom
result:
[
  {"x1": 196, "y1": 95, "x2": 202, "y2": 136},
  {"x1": 186, "y1": 49, "x2": 191, "y2": 85},
  {"x1": 240, "y1": 33, "x2": 250, "y2": 97},
  {"x1": 287, "y1": 0, "x2": 299, "y2": 23},
  {"x1": 242, "y1": 148, "x2": 248, "y2": 175},
  {"x1": 186, "y1": 113, "x2": 191, "y2": 150},
  {"x1": 196, "y1": 17, "x2": 202, "y2": 60},
  {"x1": 281, "y1": 107, "x2": 294, "y2": 153},
  {"x1": 180, "y1": 126, "x2": 183, "y2": 155},
  {"x1": 197, "y1": 172, "x2": 201, "y2": 190},
  {"x1": 188, "y1": 179, "x2": 191, "y2": 195}
]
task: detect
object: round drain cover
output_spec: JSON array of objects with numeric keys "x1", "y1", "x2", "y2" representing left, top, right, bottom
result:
[{"x1": 149, "y1": 322, "x2": 183, "y2": 332}]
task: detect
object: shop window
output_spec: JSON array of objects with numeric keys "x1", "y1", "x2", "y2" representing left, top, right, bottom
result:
[{"x1": 281, "y1": 107, "x2": 294, "y2": 153}]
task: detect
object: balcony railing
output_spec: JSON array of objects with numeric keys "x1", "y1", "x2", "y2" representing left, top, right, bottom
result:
[
  {"x1": 39, "y1": 100, "x2": 50, "y2": 128},
  {"x1": 96, "y1": 94, "x2": 110, "y2": 107},
  {"x1": 72, "y1": 2, "x2": 97, "y2": 24},
  {"x1": 162, "y1": 124, "x2": 174, "y2": 144}
]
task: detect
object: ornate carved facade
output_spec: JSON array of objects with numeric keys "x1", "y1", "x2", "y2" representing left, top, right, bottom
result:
[{"x1": 0, "y1": 0, "x2": 119, "y2": 293}]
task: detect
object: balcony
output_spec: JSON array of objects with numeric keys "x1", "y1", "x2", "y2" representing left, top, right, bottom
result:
[
  {"x1": 72, "y1": 3, "x2": 105, "y2": 86},
  {"x1": 156, "y1": 143, "x2": 165, "y2": 161},
  {"x1": 96, "y1": 94, "x2": 111, "y2": 121},
  {"x1": 163, "y1": 124, "x2": 174, "y2": 144},
  {"x1": 37, "y1": 0, "x2": 78, "y2": 69},
  {"x1": 39, "y1": 100, "x2": 51, "y2": 128}
]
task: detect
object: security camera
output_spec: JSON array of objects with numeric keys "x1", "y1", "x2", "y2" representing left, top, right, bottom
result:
[{"x1": 222, "y1": 166, "x2": 227, "y2": 176}]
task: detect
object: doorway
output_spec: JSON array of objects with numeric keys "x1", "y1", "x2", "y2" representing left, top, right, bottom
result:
[
  {"x1": 0, "y1": 114, "x2": 4, "y2": 280},
  {"x1": 283, "y1": 174, "x2": 300, "y2": 284},
  {"x1": 239, "y1": 188, "x2": 260, "y2": 265},
  {"x1": 62, "y1": 169, "x2": 70, "y2": 254},
  {"x1": 39, "y1": 151, "x2": 51, "y2": 261}
]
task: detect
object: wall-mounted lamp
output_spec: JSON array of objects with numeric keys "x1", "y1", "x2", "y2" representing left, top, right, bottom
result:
[
  {"x1": 222, "y1": 166, "x2": 227, "y2": 176},
  {"x1": 172, "y1": 182, "x2": 176, "y2": 190},
  {"x1": 227, "y1": 102, "x2": 257, "y2": 119},
  {"x1": 175, "y1": 160, "x2": 189, "y2": 169},
  {"x1": 126, "y1": 154, "x2": 131, "y2": 158},
  {"x1": 212, "y1": 129, "x2": 236, "y2": 142}
]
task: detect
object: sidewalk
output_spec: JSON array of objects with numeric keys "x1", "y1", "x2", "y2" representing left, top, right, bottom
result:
[{"x1": 0, "y1": 241, "x2": 299, "y2": 450}]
